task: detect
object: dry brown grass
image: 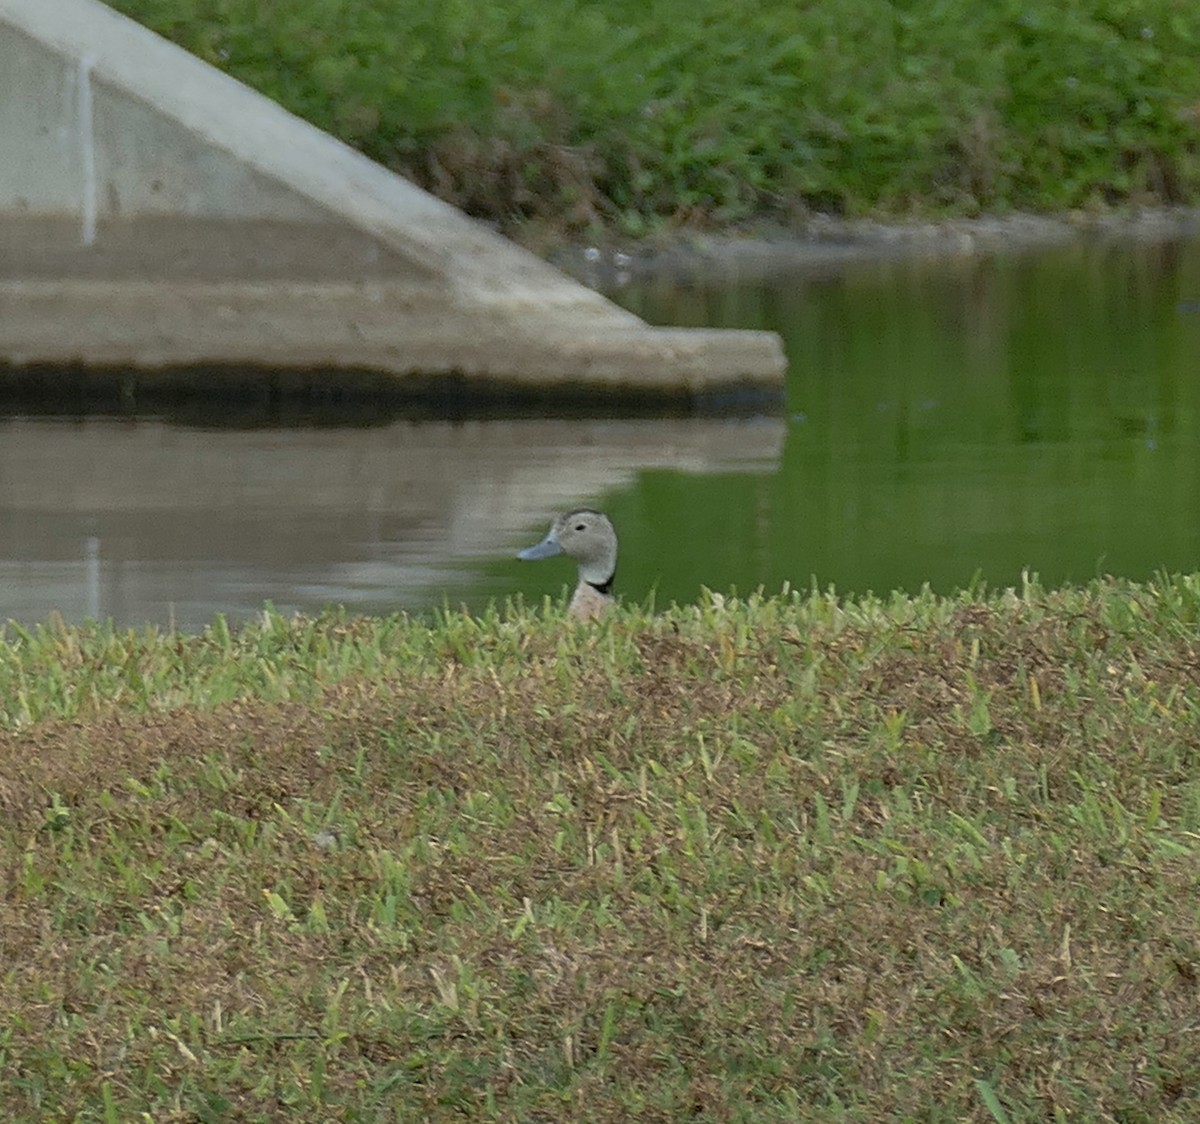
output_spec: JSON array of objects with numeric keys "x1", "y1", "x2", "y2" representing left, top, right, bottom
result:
[{"x1": 2, "y1": 581, "x2": 1200, "y2": 1119}]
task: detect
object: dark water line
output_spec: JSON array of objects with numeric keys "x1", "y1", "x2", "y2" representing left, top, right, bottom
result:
[{"x1": 0, "y1": 363, "x2": 784, "y2": 423}]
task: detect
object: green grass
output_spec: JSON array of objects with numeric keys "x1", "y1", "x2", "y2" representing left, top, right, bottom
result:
[
  {"x1": 4, "y1": 576, "x2": 1200, "y2": 1118},
  {"x1": 107, "y1": 0, "x2": 1200, "y2": 232}
]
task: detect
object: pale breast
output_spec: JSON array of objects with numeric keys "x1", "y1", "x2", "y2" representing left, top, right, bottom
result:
[{"x1": 568, "y1": 582, "x2": 613, "y2": 621}]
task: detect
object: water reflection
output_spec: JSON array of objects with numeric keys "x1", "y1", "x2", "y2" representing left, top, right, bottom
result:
[{"x1": 0, "y1": 416, "x2": 783, "y2": 629}]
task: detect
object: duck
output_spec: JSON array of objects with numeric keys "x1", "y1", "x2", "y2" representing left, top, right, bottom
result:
[{"x1": 517, "y1": 509, "x2": 618, "y2": 620}]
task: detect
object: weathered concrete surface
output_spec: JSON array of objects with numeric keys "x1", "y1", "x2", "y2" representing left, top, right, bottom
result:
[
  {"x1": 0, "y1": 0, "x2": 785, "y2": 397},
  {"x1": 1, "y1": 280, "x2": 781, "y2": 393}
]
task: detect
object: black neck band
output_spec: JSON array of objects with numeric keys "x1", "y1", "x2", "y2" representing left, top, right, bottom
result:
[{"x1": 587, "y1": 573, "x2": 615, "y2": 596}]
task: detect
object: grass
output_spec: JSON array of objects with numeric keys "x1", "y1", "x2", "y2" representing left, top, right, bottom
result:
[
  {"x1": 3, "y1": 576, "x2": 1200, "y2": 1118},
  {"x1": 106, "y1": 0, "x2": 1200, "y2": 233}
]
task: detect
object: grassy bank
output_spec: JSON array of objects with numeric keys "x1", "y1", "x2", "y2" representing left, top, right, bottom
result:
[
  {"x1": 3, "y1": 578, "x2": 1200, "y2": 1119},
  {"x1": 110, "y1": 0, "x2": 1200, "y2": 232}
]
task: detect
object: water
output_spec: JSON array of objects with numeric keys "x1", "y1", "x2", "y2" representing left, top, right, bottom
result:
[
  {"x1": 616, "y1": 236, "x2": 1200, "y2": 594},
  {"x1": 0, "y1": 416, "x2": 781, "y2": 630},
  {"x1": 2, "y1": 236, "x2": 1199, "y2": 629}
]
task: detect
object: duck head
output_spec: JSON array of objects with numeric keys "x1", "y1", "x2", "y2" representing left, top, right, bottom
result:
[{"x1": 518, "y1": 509, "x2": 618, "y2": 592}]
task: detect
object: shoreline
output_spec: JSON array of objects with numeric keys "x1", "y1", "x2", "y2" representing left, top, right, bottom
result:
[{"x1": 537, "y1": 205, "x2": 1200, "y2": 286}]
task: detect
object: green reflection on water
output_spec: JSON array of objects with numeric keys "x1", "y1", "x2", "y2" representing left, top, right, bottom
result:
[{"x1": 497, "y1": 238, "x2": 1200, "y2": 609}]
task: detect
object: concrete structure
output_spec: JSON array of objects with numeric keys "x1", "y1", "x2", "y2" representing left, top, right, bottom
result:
[{"x1": 0, "y1": 0, "x2": 785, "y2": 399}]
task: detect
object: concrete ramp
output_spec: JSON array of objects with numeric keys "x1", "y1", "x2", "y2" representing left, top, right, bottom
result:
[{"x1": 0, "y1": 0, "x2": 785, "y2": 401}]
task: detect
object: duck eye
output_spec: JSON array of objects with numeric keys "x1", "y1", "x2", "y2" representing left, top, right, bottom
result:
[{"x1": 574, "y1": 523, "x2": 586, "y2": 532}]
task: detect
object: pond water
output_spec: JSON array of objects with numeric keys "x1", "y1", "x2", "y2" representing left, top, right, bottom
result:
[{"x1": 2, "y1": 234, "x2": 1199, "y2": 630}]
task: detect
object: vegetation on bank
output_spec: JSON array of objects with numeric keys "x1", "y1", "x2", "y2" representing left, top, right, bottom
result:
[
  {"x1": 3, "y1": 578, "x2": 1200, "y2": 1118},
  {"x1": 109, "y1": 0, "x2": 1200, "y2": 233}
]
